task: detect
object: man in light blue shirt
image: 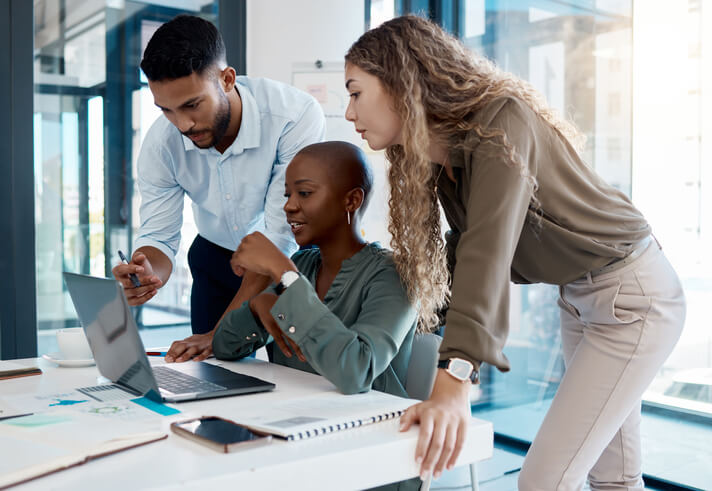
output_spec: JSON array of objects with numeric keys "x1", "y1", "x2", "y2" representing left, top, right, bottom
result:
[{"x1": 112, "y1": 15, "x2": 324, "y2": 362}]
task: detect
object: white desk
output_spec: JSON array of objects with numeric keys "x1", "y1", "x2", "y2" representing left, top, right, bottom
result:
[{"x1": 1, "y1": 357, "x2": 493, "y2": 490}]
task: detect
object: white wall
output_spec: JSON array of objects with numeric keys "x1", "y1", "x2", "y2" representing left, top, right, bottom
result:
[
  {"x1": 246, "y1": 0, "x2": 364, "y2": 84},
  {"x1": 245, "y1": 0, "x2": 393, "y2": 248}
]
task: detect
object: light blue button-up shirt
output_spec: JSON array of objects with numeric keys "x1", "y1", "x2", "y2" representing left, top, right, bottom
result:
[{"x1": 134, "y1": 76, "x2": 326, "y2": 267}]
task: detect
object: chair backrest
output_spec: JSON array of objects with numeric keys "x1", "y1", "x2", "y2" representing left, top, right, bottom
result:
[{"x1": 405, "y1": 332, "x2": 443, "y2": 401}]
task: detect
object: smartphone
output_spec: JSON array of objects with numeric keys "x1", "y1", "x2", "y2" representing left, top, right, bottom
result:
[{"x1": 170, "y1": 416, "x2": 272, "y2": 453}]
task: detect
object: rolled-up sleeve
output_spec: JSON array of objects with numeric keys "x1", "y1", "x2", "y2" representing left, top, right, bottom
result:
[
  {"x1": 133, "y1": 139, "x2": 185, "y2": 268},
  {"x1": 439, "y1": 100, "x2": 536, "y2": 373},
  {"x1": 270, "y1": 271, "x2": 416, "y2": 395},
  {"x1": 261, "y1": 98, "x2": 325, "y2": 256}
]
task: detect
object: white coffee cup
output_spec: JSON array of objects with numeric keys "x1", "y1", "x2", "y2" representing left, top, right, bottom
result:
[{"x1": 56, "y1": 327, "x2": 93, "y2": 360}]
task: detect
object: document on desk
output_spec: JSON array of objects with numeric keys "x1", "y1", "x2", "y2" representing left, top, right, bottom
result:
[
  {"x1": 235, "y1": 390, "x2": 418, "y2": 441},
  {"x1": 0, "y1": 411, "x2": 166, "y2": 490},
  {"x1": 0, "y1": 400, "x2": 31, "y2": 422}
]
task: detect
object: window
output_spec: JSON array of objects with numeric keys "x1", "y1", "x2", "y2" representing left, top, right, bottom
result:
[
  {"x1": 452, "y1": 1, "x2": 711, "y2": 489},
  {"x1": 365, "y1": 1, "x2": 710, "y2": 488},
  {"x1": 33, "y1": 0, "x2": 219, "y2": 355}
]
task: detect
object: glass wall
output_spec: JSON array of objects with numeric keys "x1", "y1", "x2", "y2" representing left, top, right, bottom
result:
[
  {"x1": 457, "y1": 0, "x2": 712, "y2": 416},
  {"x1": 369, "y1": 0, "x2": 711, "y2": 488},
  {"x1": 459, "y1": 1, "x2": 711, "y2": 488},
  {"x1": 460, "y1": 0, "x2": 635, "y2": 408},
  {"x1": 33, "y1": 0, "x2": 217, "y2": 354}
]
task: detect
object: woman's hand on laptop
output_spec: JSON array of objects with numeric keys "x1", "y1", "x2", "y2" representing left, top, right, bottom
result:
[
  {"x1": 249, "y1": 292, "x2": 306, "y2": 362},
  {"x1": 112, "y1": 252, "x2": 163, "y2": 306},
  {"x1": 165, "y1": 332, "x2": 214, "y2": 363}
]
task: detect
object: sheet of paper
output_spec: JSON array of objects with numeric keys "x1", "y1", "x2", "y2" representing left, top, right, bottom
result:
[
  {"x1": 0, "y1": 406, "x2": 162, "y2": 453},
  {"x1": 0, "y1": 399, "x2": 31, "y2": 421},
  {"x1": 0, "y1": 413, "x2": 166, "y2": 489},
  {"x1": 2, "y1": 389, "x2": 167, "y2": 422},
  {"x1": 0, "y1": 434, "x2": 68, "y2": 476}
]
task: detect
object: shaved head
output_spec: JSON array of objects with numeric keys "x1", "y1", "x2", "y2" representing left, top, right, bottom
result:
[{"x1": 293, "y1": 141, "x2": 374, "y2": 214}]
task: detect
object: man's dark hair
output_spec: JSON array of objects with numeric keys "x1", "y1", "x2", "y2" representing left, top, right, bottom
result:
[{"x1": 140, "y1": 14, "x2": 226, "y2": 81}]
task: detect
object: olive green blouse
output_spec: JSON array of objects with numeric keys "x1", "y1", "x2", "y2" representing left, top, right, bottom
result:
[
  {"x1": 212, "y1": 243, "x2": 417, "y2": 398},
  {"x1": 436, "y1": 96, "x2": 650, "y2": 373}
]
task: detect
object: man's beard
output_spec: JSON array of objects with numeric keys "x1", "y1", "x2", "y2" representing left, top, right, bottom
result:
[{"x1": 188, "y1": 92, "x2": 231, "y2": 149}]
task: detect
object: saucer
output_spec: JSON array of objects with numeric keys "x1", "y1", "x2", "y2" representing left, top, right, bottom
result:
[{"x1": 42, "y1": 352, "x2": 95, "y2": 368}]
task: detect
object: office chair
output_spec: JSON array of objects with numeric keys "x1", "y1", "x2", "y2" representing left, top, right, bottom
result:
[{"x1": 405, "y1": 332, "x2": 479, "y2": 491}]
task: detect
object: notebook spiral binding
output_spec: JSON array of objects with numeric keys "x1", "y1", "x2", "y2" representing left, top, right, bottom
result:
[{"x1": 286, "y1": 409, "x2": 405, "y2": 441}]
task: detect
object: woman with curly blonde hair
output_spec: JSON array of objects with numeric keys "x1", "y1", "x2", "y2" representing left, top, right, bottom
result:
[{"x1": 345, "y1": 15, "x2": 685, "y2": 491}]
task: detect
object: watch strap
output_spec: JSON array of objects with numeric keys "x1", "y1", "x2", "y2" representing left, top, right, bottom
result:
[
  {"x1": 275, "y1": 270, "x2": 299, "y2": 295},
  {"x1": 437, "y1": 359, "x2": 480, "y2": 384}
]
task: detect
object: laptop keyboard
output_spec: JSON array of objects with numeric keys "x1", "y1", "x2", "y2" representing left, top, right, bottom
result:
[
  {"x1": 77, "y1": 384, "x2": 137, "y2": 402},
  {"x1": 153, "y1": 366, "x2": 226, "y2": 394}
]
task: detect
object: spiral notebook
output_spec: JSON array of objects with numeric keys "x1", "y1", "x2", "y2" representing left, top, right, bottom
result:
[{"x1": 236, "y1": 391, "x2": 417, "y2": 441}]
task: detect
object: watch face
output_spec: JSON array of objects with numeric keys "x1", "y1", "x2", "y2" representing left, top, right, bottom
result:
[
  {"x1": 281, "y1": 271, "x2": 299, "y2": 286},
  {"x1": 449, "y1": 358, "x2": 473, "y2": 380}
]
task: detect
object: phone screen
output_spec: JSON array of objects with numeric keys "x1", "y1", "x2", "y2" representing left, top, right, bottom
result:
[{"x1": 177, "y1": 417, "x2": 264, "y2": 445}]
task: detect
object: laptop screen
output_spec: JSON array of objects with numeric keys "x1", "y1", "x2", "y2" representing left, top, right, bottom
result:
[{"x1": 63, "y1": 272, "x2": 160, "y2": 398}]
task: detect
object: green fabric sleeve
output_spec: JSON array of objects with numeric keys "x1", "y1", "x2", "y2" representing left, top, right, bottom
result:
[
  {"x1": 270, "y1": 272, "x2": 416, "y2": 395},
  {"x1": 212, "y1": 301, "x2": 271, "y2": 360}
]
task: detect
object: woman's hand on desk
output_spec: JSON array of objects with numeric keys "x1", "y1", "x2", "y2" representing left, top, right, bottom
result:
[
  {"x1": 399, "y1": 370, "x2": 471, "y2": 481},
  {"x1": 165, "y1": 331, "x2": 214, "y2": 363},
  {"x1": 249, "y1": 293, "x2": 306, "y2": 362},
  {"x1": 231, "y1": 232, "x2": 297, "y2": 282}
]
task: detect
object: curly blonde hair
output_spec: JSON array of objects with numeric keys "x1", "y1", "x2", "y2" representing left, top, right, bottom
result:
[{"x1": 345, "y1": 15, "x2": 584, "y2": 330}]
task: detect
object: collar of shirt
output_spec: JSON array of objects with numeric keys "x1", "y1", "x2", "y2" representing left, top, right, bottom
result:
[{"x1": 180, "y1": 81, "x2": 262, "y2": 157}]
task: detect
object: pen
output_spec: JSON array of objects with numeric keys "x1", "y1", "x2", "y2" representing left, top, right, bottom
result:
[
  {"x1": 146, "y1": 351, "x2": 168, "y2": 356},
  {"x1": 0, "y1": 413, "x2": 33, "y2": 422},
  {"x1": 118, "y1": 250, "x2": 142, "y2": 288}
]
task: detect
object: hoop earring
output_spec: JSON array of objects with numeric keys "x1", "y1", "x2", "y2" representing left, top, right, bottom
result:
[{"x1": 347, "y1": 211, "x2": 351, "y2": 225}]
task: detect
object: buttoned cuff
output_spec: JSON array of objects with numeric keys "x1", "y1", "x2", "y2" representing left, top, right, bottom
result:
[
  {"x1": 269, "y1": 274, "x2": 330, "y2": 344},
  {"x1": 212, "y1": 303, "x2": 269, "y2": 360}
]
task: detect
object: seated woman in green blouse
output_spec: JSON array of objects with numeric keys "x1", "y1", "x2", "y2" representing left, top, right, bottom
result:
[{"x1": 212, "y1": 141, "x2": 417, "y2": 398}]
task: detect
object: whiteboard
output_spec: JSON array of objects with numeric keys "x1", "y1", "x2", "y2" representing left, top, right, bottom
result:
[
  {"x1": 291, "y1": 62, "x2": 392, "y2": 247},
  {"x1": 292, "y1": 62, "x2": 362, "y2": 146}
]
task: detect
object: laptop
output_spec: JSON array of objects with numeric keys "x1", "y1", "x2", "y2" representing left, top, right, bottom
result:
[{"x1": 63, "y1": 272, "x2": 275, "y2": 403}]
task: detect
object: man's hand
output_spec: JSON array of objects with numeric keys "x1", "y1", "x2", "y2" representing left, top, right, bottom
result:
[
  {"x1": 249, "y1": 292, "x2": 306, "y2": 362},
  {"x1": 399, "y1": 370, "x2": 472, "y2": 481},
  {"x1": 165, "y1": 271, "x2": 272, "y2": 364},
  {"x1": 165, "y1": 331, "x2": 214, "y2": 363},
  {"x1": 231, "y1": 232, "x2": 297, "y2": 282},
  {"x1": 112, "y1": 252, "x2": 163, "y2": 306}
]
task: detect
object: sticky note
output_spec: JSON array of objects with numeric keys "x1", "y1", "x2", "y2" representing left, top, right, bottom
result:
[
  {"x1": 130, "y1": 397, "x2": 181, "y2": 416},
  {"x1": 2, "y1": 413, "x2": 73, "y2": 427}
]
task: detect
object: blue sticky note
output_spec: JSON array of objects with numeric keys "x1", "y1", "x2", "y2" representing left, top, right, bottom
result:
[
  {"x1": 131, "y1": 397, "x2": 181, "y2": 416},
  {"x1": 49, "y1": 399, "x2": 88, "y2": 407}
]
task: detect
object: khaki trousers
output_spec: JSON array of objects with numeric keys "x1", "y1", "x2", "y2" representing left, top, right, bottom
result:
[{"x1": 518, "y1": 239, "x2": 686, "y2": 490}]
